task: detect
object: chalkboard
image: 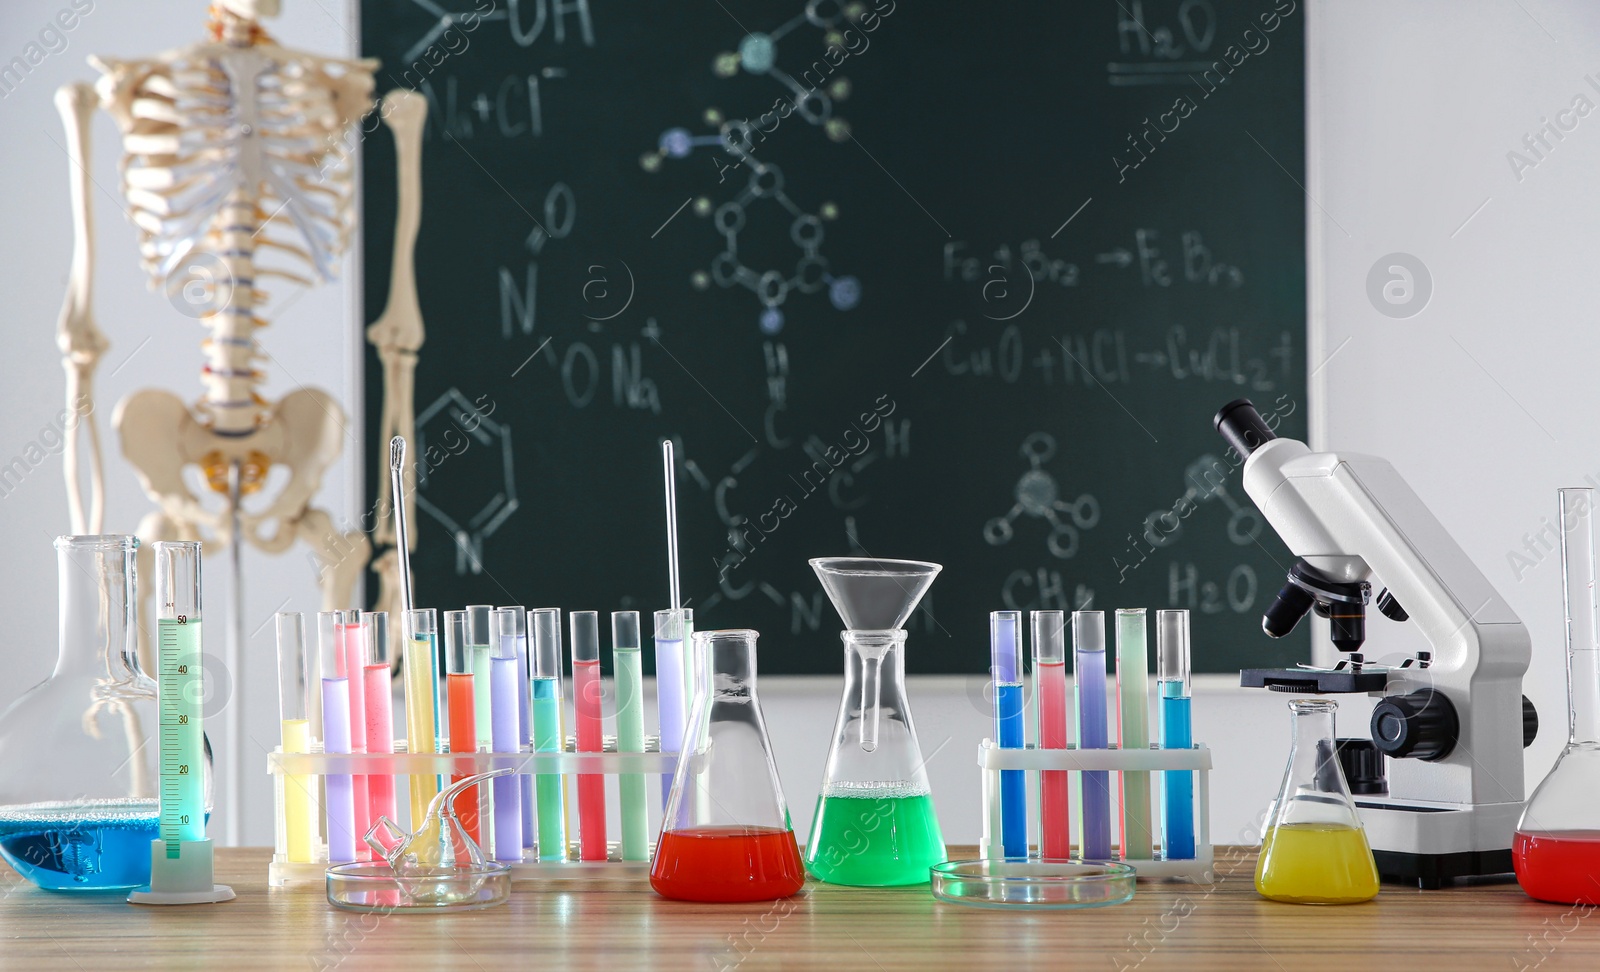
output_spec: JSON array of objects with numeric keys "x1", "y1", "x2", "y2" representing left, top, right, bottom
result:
[{"x1": 360, "y1": 0, "x2": 1310, "y2": 675}]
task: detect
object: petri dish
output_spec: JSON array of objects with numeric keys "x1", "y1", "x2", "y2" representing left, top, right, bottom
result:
[
  {"x1": 326, "y1": 861, "x2": 512, "y2": 913},
  {"x1": 929, "y1": 858, "x2": 1136, "y2": 910}
]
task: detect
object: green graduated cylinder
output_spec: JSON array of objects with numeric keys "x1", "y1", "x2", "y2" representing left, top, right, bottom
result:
[{"x1": 805, "y1": 786, "x2": 946, "y2": 886}]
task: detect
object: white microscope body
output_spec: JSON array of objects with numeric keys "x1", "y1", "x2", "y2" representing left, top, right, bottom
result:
[{"x1": 1217, "y1": 400, "x2": 1530, "y2": 887}]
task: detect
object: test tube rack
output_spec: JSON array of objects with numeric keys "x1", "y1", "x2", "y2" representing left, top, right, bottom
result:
[
  {"x1": 267, "y1": 739, "x2": 675, "y2": 887},
  {"x1": 976, "y1": 740, "x2": 1214, "y2": 880}
]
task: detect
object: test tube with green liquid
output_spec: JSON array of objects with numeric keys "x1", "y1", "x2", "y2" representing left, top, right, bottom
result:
[
  {"x1": 530, "y1": 608, "x2": 568, "y2": 861},
  {"x1": 612, "y1": 611, "x2": 649, "y2": 861},
  {"x1": 1116, "y1": 609, "x2": 1153, "y2": 861}
]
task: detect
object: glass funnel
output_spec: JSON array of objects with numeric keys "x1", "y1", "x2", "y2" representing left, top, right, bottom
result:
[
  {"x1": 0, "y1": 536, "x2": 192, "y2": 891},
  {"x1": 651, "y1": 629, "x2": 804, "y2": 902},
  {"x1": 805, "y1": 557, "x2": 946, "y2": 887},
  {"x1": 1516, "y1": 488, "x2": 1600, "y2": 904},
  {"x1": 1255, "y1": 698, "x2": 1379, "y2": 905}
]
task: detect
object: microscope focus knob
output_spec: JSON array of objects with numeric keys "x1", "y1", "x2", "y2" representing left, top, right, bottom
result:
[{"x1": 1370, "y1": 690, "x2": 1459, "y2": 762}]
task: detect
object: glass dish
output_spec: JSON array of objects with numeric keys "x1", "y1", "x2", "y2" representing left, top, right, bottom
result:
[
  {"x1": 325, "y1": 861, "x2": 512, "y2": 913},
  {"x1": 929, "y1": 858, "x2": 1136, "y2": 910}
]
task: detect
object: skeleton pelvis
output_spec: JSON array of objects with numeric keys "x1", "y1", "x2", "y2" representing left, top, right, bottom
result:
[{"x1": 114, "y1": 387, "x2": 345, "y2": 518}]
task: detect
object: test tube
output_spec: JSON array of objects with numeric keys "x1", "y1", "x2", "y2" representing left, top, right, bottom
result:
[
  {"x1": 498, "y1": 605, "x2": 535, "y2": 852},
  {"x1": 490, "y1": 608, "x2": 525, "y2": 863},
  {"x1": 444, "y1": 610, "x2": 481, "y2": 845},
  {"x1": 338, "y1": 611, "x2": 370, "y2": 861},
  {"x1": 1117, "y1": 609, "x2": 1153, "y2": 861},
  {"x1": 318, "y1": 611, "x2": 356, "y2": 862},
  {"x1": 571, "y1": 611, "x2": 607, "y2": 861},
  {"x1": 363, "y1": 612, "x2": 399, "y2": 833},
  {"x1": 990, "y1": 610, "x2": 1026, "y2": 858},
  {"x1": 275, "y1": 613, "x2": 314, "y2": 863},
  {"x1": 654, "y1": 608, "x2": 694, "y2": 806},
  {"x1": 530, "y1": 608, "x2": 567, "y2": 861},
  {"x1": 1075, "y1": 610, "x2": 1112, "y2": 860},
  {"x1": 613, "y1": 611, "x2": 649, "y2": 861},
  {"x1": 403, "y1": 608, "x2": 441, "y2": 829},
  {"x1": 467, "y1": 605, "x2": 495, "y2": 750},
  {"x1": 1158, "y1": 609, "x2": 1195, "y2": 860},
  {"x1": 1031, "y1": 611, "x2": 1070, "y2": 860}
]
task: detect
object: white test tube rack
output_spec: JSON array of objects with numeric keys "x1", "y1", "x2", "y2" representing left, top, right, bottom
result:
[
  {"x1": 977, "y1": 739, "x2": 1214, "y2": 880},
  {"x1": 267, "y1": 738, "x2": 676, "y2": 887}
]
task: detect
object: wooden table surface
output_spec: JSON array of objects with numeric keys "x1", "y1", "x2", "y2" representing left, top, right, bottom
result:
[{"x1": 0, "y1": 846, "x2": 1594, "y2": 970}]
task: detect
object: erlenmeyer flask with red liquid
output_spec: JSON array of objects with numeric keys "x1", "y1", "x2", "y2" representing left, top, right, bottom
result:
[
  {"x1": 1516, "y1": 488, "x2": 1600, "y2": 904},
  {"x1": 650, "y1": 629, "x2": 805, "y2": 902}
]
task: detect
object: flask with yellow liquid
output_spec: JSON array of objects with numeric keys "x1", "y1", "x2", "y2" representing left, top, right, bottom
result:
[{"x1": 1255, "y1": 698, "x2": 1379, "y2": 905}]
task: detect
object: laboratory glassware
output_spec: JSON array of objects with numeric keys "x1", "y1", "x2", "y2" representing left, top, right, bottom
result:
[
  {"x1": 805, "y1": 557, "x2": 946, "y2": 887},
  {"x1": 613, "y1": 610, "x2": 650, "y2": 861},
  {"x1": 489, "y1": 608, "x2": 524, "y2": 863},
  {"x1": 655, "y1": 607, "x2": 694, "y2": 805},
  {"x1": 991, "y1": 610, "x2": 1026, "y2": 858},
  {"x1": 444, "y1": 610, "x2": 480, "y2": 845},
  {"x1": 572, "y1": 611, "x2": 607, "y2": 860},
  {"x1": 651, "y1": 629, "x2": 804, "y2": 902},
  {"x1": 1032, "y1": 610, "x2": 1070, "y2": 859},
  {"x1": 467, "y1": 605, "x2": 494, "y2": 745},
  {"x1": 497, "y1": 604, "x2": 534, "y2": 851},
  {"x1": 1515, "y1": 488, "x2": 1600, "y2": 904},
  {"x1": 338, "y1": 769, "x2": 513, "y2": 911},
  {"x1": 1116, "y1": 608, "x2": 1153, "y2": 861},
  {"x1": 320, "y1": 611, "x2": 357, "y2": 863},
  {"x1": 403, "y1": 608, "x2": 441, "y2": 828},
  {"x1": 0, "y1": 535, "x2": 162, "y2": 891},
  {"x1": 276, "y1": 613, "x2": 314, "y2": 864},
  {"x1": 1255, "y1": 698, "x2": 1379, "y2": 904},
  {"x1": 530, "y1": 608, "x2": 567, "y2": 861},
  {"x1": 1075, "y1": 611, "x2": 1112, "y2": 860},
  {"x1": 340, "y1": 611, "x2": 370, "y2": 860},
  {"x1": 363, "y1": 612, "x2": 399, "y2": 834},
  {"x1": 1158, "y1": 609, "x2": 1195, "y2": 860}
]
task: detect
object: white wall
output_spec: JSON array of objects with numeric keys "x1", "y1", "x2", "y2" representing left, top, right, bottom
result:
[{"x1": 0, "y1": 0, "x2": 1589, "y2": 854}]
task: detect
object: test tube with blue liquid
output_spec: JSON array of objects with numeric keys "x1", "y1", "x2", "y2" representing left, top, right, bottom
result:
[
  {"x1": 990, "y1": 610, "x2": 1026, "y2": 858},
  {"x1": 1074, "y1": 610, "x2": 1112, "y2": 861},
  {"x1": 530, "y1": 608, "x2": 568, "y2": 861},
  {"x1": 1158, "y1": 609, "x2": 1195, "y2": 860}
]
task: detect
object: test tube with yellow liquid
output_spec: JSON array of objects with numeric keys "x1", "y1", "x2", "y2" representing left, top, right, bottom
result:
[{"x1": 275, "y1": 613, "x2": 314, "y2": 863}]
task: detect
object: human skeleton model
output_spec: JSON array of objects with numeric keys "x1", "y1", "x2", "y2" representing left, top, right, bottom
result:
[{"x1": 53, "y1": 0, "x2": 427, "y2": 675}]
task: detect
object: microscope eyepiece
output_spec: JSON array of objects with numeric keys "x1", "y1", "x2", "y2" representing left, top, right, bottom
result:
[{"x1": 1214, "y1": 398, "x2": 1277, "y2": 460}]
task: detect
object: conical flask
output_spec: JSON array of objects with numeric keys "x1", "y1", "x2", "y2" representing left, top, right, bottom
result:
[
  {"x1": 805, "y1": 557, "x2": 946, "y2": 887},
  {"x1": 1516, "y1": 488, "x2": 1600, "y2": 904},
  {"x1": 0, "y1": 536, "x2": 180, "y2": 891},
  {"x1": 1255, "y1": 698, "x2": 1379, "y2": 904},
  {"x1": 650, "y1": 629, "x2": 804, "y2": 902}
]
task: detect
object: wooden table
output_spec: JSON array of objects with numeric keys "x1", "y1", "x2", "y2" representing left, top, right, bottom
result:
[{"x1": 0, "y1": 847, "x2": 1594, "y2": 970}]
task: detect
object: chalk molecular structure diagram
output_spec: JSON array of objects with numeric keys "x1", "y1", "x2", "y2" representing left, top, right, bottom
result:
[
  {"x1": 677, "y1": 162, "x2": 860, "y2": 335},
  {"x1": 984, "y1": 432, "x2": 1101, "y2": 560},
  {"x1": 414, "y1": 388, "x2": 518, "y2": 576},
  {"x1": 1142, "y1": 454, "x2": 1263, "y2": 549}
]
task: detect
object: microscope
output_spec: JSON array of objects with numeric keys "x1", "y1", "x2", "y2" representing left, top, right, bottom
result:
[{"x1": 1215, "y1": 399, "x2": 1536, "y2": 888}]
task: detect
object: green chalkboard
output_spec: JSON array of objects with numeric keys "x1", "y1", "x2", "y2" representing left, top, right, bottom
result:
[{"x1": 360, "y1": 0, "x2": 1310, "y2": 674}]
